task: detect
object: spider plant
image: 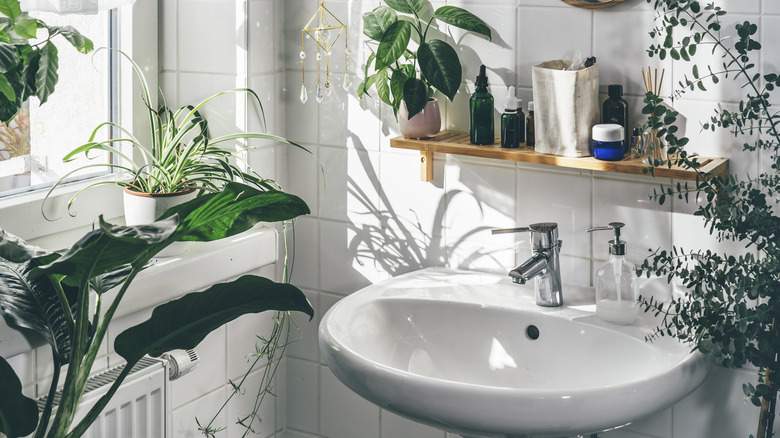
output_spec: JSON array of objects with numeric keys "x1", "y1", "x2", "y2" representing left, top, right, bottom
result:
[{"x1": 44, "y1": 49, "x2": 305, "y2": 216}]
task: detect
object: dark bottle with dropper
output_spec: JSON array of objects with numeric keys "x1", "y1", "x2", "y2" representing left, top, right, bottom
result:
[
  {"x1": 470, "y1": 65, "x2": 494, "y2": 145},
  {"x1": 602, "y1": 84, "x2": 629, "y2": 153}
]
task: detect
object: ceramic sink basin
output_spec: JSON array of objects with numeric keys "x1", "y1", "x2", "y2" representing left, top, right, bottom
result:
[{"x1": 318, "y1": 268, "x2": 712, "y2": 438}]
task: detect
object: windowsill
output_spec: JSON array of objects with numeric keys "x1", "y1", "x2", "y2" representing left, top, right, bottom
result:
[{"x1": 0, "y1": 222, "x2": 278, "y2": 358}]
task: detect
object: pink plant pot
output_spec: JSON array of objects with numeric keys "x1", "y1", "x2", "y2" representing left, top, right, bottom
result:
[{"x1": 398, "y1": 99, "x2": 442, "y2": 139}]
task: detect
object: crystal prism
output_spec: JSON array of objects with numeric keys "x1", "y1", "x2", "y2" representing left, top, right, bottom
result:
[
  {"x1": 325, "y1": 85, "x2": 333, "y2": 97},
  {"x1": 342, "y1": 75, "x2": 350, "y2": 91},
  {"x1": 316, "y1": 83, "x2": 324, "y2": 103},
  {"x1": 300, "y1": 84, "x2": 308, "y2": 104}
]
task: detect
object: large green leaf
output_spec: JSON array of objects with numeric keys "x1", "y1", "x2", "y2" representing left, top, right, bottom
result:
[
  {"x1": 403, "y1": 77, "x2": 429, "y2": 119},
  {"x1": 383, "y1": 0, "x2": 424, "y2": 14},
  {"x1": 432, "y1": 6, "x2": 491, "y2": 41},
  {"x1": 160, "y1": 182, "x2": 310, "y2": 242},
  {"x1": 0, "y1": 74, "x2": 14, "y2": 102},
  {"x1": 12, "y1": 17, "x2": 36, "y2": 39},
  {"x1": 0, "y1": 0, "x2": 21, "y2": 22},
  {"x1": 418, "y1": 39, "x2": 461, "y2": 101},
  {"x1": 49, "y1": 25, "x2": 93, "y2": 54},
  {"x1": 363, "y1": 6, "x2": 397, "y2": 41},
  {"x1": 390, "y1": 68, "x2": 408, "y2": 104},
  {"x1": 0, "y1": 41, "x2": 18, "y2": 74},
  {"x1": 0, "y1": 262, "x2": 78, "y2": 362},
  {"x1": 374, "y1": 67, "x2": 392, "y2": 107},
  {"x1": 34, "y1": 216, "x2": 180, "y2": 287},
  {"x1": 0, "y1": 92, "x2": 20, "y2": 124},
  {"x1": 34, "y1": 41, "x2": 57, "y2": 104},
  {"x1": 376, "y1": 20, "x2": 411, "y2": 69},
  {"x1": 0, "y1": 232, "x2": 77, "y2": 363},
  {"x1": 0, "y1": 355, "x2": 38, "y2": 437},
  {"x1": 114, "y1": 275, "x2": 314, "y2": 365}
]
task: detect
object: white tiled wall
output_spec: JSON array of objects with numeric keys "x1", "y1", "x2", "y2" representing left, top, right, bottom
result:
[
  {"x1": 6, "y1": 1, "x2": 771, "y2": 438},
  {"x1": 277, "y1": 0, "x2": 773, "y2": 437}
]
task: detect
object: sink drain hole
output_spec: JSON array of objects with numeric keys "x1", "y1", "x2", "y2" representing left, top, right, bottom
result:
[{"x1": 526, "y1": 325, "x2": 540, "y2": 340}]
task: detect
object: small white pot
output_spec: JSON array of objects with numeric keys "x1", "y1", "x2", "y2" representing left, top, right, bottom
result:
[
  {"x1": 398, "y1": 99, "x2": 442, "y2": 139},
  {"x1": 123, "y1": 187, "x2": 197, "y2": 257}
]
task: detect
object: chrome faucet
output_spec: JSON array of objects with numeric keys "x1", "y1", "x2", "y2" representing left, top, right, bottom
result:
[{"x1": 492, "y1": 223, "x2": 563, "y2": 307}]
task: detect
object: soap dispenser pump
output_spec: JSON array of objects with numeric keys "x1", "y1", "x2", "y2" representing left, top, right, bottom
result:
[{"x1": 587, "y1": 222, "x2": 640, "y2": 325}]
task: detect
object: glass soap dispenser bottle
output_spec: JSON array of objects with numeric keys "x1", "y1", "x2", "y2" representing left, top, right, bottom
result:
[{"x1": 587, "y1": 222, "x2": 640, "y2": 325}]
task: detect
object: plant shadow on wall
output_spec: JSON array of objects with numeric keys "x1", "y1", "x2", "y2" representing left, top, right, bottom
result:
[
  {"x1": 637, "y1": 1, "x2": 780, "y2": 438},
  {"x1": 345, "y1": 133, "x2": 504, "y2": 277}
]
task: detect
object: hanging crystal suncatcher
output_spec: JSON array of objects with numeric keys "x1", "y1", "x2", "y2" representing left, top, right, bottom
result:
[{"x1": 300, "y1": 0, "x2": 348, "y2": 104}]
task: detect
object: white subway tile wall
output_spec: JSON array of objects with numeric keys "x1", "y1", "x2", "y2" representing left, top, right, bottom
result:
[
  {"x1": 2, "y1": 1, "x2": 768, "y2": 438},
  {"x1": 272, "y1": 0, "x2": 768, "y2": 437}
]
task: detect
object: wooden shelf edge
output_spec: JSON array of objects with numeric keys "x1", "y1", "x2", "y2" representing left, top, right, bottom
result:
[{"x1": 390, "y1": 131, "x2": 729, "y2": 182}]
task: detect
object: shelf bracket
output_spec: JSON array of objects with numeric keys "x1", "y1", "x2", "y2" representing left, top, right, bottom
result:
[{"x1": 420, "y1": 151, "x2": 433, "y2": 182}]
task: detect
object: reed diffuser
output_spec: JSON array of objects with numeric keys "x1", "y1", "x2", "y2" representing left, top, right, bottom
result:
[{"x1": 641, "y1": 67, "x2": 667, "y2": 164}]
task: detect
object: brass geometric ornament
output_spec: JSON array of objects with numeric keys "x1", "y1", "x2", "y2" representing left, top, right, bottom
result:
[{"x1": 300, "y1": 0, "x2": 349, "y2": 104}]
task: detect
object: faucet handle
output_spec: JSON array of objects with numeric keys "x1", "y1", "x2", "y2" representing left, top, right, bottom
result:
[
  {"x1": 492, "y1": 223, "x2": 559, "y2": 235},
  {"x1": 491, "y1": 227, "x2": 531, "y2": 235}
]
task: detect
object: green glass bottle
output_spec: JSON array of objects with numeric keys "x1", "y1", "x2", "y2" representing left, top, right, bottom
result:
[
  {"x1": 501, "y1": 86, "x2": 522, "y2": 148},
  {"x1": 470, "y1": 65, "x2": 494, "y2": 145}
]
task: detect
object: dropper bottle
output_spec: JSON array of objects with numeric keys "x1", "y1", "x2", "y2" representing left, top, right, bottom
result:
[
  {"x1": 501, "y1": 86, "x2": 523, "y2": 148},
  {"x1": 470, "y1": 65, "x2": 494, "y2": 145}
]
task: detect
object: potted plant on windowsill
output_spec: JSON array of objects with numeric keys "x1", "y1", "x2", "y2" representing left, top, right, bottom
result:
[
  {"x1": 0, "y1": 0, "x2": 92, "y2": 190},
  {"x1": 359, "y1": 0, "x2": 491, "y2": 139},
  {"x1": 0, "y1": 182, "x2": 314, "y2": 438},
  {"x1": 44, "y1": 50, "x2": 307, "y2": 234}
]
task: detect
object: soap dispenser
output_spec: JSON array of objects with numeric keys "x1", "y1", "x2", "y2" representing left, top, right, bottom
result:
[{"x1": 587, "y1": 222, "x2": 640, "y2": 325}]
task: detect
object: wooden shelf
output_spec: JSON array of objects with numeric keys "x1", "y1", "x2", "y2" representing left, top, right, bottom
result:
[{"x1": 390, "y1": 131, "x2": 729, "y2": 182}]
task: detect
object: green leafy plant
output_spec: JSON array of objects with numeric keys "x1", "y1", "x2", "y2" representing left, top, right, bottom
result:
[
  {"x1": 359, "y1": 0, "x2": 491, "y2": 119},
  {"x1": 637, "y1": 2, "x2": 780, "y2": 437},
  {"x1": 45, "y1": 49, "x2": 305, "y2": 215},
  {"x1": 0, "y1": 0, "x2": 93, "y2": 123},
  {"x1": 0, "y1": 181, "x2": 314, "y2": 438}
]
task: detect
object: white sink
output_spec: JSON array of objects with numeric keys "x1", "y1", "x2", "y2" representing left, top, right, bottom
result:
[{"x1": 318, "y1": 268, "x2": 712, "y2": 438}]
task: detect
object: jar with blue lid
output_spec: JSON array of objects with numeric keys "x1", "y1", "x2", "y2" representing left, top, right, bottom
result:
[{"x1": 592, "y1": 124, "x2": 625, "y2": 161}]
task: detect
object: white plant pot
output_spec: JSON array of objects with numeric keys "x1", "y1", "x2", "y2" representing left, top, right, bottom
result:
[
  {"x1": 398, "y1": 99, "x2": 442, "y2": 139},
  {"x1": 123, "y1": 187, "x2": 197, "y2": 257}
]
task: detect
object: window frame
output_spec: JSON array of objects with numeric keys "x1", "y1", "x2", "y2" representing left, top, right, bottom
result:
[{"x1": 0, "y1": 0, "x2": 158, "y2": 241}]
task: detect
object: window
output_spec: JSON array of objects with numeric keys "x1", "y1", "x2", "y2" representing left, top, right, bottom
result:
[
  {"x1": 0, "y1": 1, "x2": 158, "y2": 241},
  {"x1": 0, "y1": 10, "x2": 115, "y2": 196}
]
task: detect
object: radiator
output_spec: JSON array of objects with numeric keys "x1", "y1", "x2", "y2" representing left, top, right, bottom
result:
[{"x1": 38, "y1": 357, "x2": 168, "y2": 438}]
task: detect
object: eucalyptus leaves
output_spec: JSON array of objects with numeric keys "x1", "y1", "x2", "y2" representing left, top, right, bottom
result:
[
  {"x1": 0, "y1": 0, "x2": 93, "y2": 123},
  {"x1": 638, "y1": 1, "x2": 780, "y2": 437},
  {"x1": 359, "y1": 0, "x2": 491, "y2": 119}
]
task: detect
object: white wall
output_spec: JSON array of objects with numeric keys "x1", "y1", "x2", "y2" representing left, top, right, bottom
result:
[
  {"x1": 157, "y1": 0, "x2": 290, "y2": 436},
  {"x1": 278, "y1": 0, "x2": 774, "y2": 437},
  {"x1": 5, "y1": 0, "x2": 769, "y2": 437}
]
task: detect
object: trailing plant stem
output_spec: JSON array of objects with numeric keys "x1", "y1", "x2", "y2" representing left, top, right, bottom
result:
[{"x1": 756, "y1": 317, "x2": 778, "y2": 438}]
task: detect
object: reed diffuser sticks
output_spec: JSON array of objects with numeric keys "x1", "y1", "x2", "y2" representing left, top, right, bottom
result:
[{"x1": 641, "y1": 66, "x2": 668, "y2": 164}]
